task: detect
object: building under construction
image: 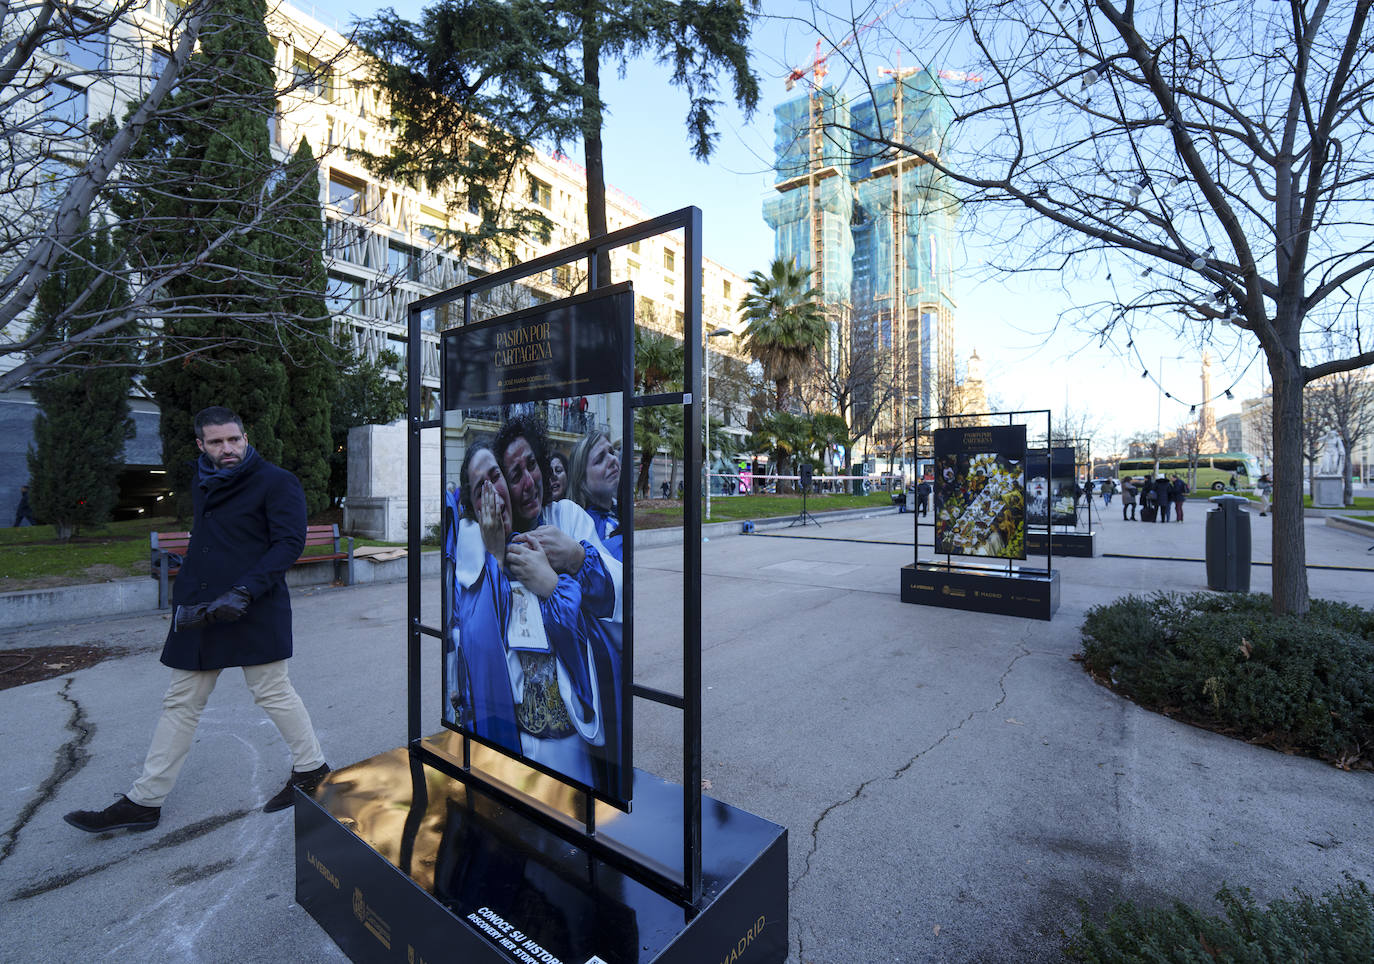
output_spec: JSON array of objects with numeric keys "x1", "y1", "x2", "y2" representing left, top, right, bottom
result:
[{"x1": 764, "y1": 68, "x2": 958, "y2": 470}]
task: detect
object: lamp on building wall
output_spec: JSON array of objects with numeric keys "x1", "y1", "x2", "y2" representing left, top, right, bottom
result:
[{"x1": 704, "y1": 327, "x2": 731, "y2": 521}]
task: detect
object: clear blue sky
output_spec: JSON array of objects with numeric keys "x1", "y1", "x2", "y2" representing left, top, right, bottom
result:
[{"x1": 312, "y1": 0, "x2": 1267, "y2": 448}]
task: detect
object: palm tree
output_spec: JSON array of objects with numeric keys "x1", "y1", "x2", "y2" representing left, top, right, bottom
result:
[
  {"x1": 739, "y1": 258, "x2": 827, "y2": 413},
  {"x1": 634, "y1": 328, "x2": 683, "y2": 498},
  {"x1": 747, "y1": 410, "x2": 811, "y2": 493}
]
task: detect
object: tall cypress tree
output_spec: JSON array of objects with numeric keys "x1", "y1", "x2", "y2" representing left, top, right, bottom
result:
[
  {"x1": 124, "y1": 0, "x2": 288, "y2": 518},
  {"x1": 27, "y1": 224, "x2": 135, "y2": 540},
  {"x1": 273, "y1": 139, "x2": 335, "y2": 515}
]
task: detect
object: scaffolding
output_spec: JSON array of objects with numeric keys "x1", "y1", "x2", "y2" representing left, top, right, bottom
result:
[{"x1": 764, "y1": 68, "x2": 959, "y2": 470}]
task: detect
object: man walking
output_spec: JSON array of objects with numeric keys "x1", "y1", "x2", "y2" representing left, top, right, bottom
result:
[
  {"x1": 916, "y1": 478, "x2": 932, "y2": 517},
  {"x1": 64, "y1": 407, "x2": 328, "y2": 833}
]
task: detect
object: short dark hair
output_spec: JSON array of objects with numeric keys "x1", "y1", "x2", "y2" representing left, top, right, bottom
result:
[
  {"x1": 493, "y1": 413, "x2": 550, "y2": 503},
  {"x1": 194, "y1": 406, "x2": 244, "y2": 439}
]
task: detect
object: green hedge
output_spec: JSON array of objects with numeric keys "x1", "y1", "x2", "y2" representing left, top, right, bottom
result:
[
  {"x1": 1065, "y1": 877, "x2": 1374, "y2": 962},
  {"x1": 1080, "y1": 592, "x2": 1374, "y2": 768}
]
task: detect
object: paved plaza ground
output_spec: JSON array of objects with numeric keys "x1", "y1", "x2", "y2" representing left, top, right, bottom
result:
[{"x1": 1, "y1": 503, "x2": 1370, "y2": 963}]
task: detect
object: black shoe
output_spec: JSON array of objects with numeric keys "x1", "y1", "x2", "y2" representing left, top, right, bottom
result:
[
  {"x1": 64, "y1": 794, "x2": 160, "y2": 834},
  {"x1": 263, "y1": 763, "x2": 330, "y2": 813}
]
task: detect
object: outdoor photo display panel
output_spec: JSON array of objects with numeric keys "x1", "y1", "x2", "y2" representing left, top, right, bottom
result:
[
  {"x1": 440, "y1": 285, "x2": 633, "y2": 808},
  {"x1": 934, "y1": 425, "x2": 1028, "y2": 558},
  {"x1": 1025, "y1": 446, "x2": 1076, "y2": 527}
]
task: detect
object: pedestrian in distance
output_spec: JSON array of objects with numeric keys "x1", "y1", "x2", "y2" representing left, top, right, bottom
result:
[
  {"x1": 1154, "y1": 475, "x2": 1173, "y2": 523},
  {"x1": 1120, "y1": 478, "x2": 1137, "y2": 520},
  {"x1": 1170, "y1": 473, "x2": 1189, "y2": 522},
  {"x1": 64, "y1": 407, "x2": 329, "y2": 834},
  {"x1": 1102, "y1": 478, "x2": 1115, "y2": 508},
  {"x1": 1228, "y1": 473, "x2": 1238, "y2": 490},
  {"x1": 916, "y1": 479, "x2": 932, "y2": 517},
  {"x1": 1257, "y1": 474, "x2": 1273, "y2": 516},
  {"x1": 12, "y1": 484, "x2": 35, "y2": 526}
]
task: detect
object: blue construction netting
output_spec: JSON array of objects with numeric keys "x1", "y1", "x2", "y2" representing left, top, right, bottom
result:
[{"x1": 762, "y1": 69, "x2": 959, "y2": 318}]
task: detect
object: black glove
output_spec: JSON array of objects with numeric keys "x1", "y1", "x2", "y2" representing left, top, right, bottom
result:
[
  {"x1": 206, "y1": 587, "x2": 252, "y2": 624},
  {"x1": 174, "y1": 602, "x2": 212, "y2": 632}
]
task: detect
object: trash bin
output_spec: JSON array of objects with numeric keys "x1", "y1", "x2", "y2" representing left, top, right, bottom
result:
[
  {"x1": 851, "y1": 464, "x2": 864, "y2": 496},
  {"x1": 1205, "y1": 495, "x2": 1252, "y2": 592}
]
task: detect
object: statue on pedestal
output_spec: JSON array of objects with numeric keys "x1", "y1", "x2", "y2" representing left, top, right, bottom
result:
[{"x1": 1317, "y1": 429, "x2": 1345, "y2": 476}]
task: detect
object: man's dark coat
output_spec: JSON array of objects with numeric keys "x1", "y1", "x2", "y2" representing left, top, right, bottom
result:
[{"x1": 161, "y1": 453, "x2": 307, "y2": 671}]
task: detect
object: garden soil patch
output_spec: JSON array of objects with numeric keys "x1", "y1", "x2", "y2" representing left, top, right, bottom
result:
[{"x1": 0, "y1": 643, "x2": 125, "y2": 691}]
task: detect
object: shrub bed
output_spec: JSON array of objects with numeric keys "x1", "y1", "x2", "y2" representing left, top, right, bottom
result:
[
  {"x1": 1064, "y1": 876, "x2": 1374, "y2": 962},
  {"x1": 1079, "y1": 592, "x2": 1374, "y2": 769}
]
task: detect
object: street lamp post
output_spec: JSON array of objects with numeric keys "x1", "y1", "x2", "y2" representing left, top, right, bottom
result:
[
  {"x1": 704, "y1": 327, "x2": 731, "y2": 521},
  {"x1": 1154, "y1": 354, "x2": 1183, "y2": 477}
]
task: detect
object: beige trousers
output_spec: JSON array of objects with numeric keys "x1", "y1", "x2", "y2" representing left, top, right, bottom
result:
[{"x1": 128, "y1": 660, "x2": 325, "y2": 808}]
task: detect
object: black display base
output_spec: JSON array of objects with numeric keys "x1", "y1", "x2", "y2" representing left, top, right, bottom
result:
[
  {"x1": 296, "y1": 739, "x2": 787, "y2": 964},
  {"x1": 1025, "y1": 530, "x2": 1096, "y2": 557},
  {"x1": 900, "y1": 563, "x2": 1060, "y2": 621}
]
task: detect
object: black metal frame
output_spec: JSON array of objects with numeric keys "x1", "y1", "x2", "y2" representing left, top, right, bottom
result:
[
  {"x1": 433, "y1": 282, "x2": 636, "y2": 812},
  {"x1": 913, "y1": 409, "x2": 1053, "y2": 575},
  {"x1": 1064, "y1": 436, "x2": 1095, "y2": 531},
  {"x1": 405, "y1": 207, "x2": 706, "y2": 905}
]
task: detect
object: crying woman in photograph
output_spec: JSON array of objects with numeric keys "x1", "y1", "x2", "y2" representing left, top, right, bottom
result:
[
  {"x1": 567, "y1": 429, "x2": 622, "y2": 561},
  {"x1": 446, "y1": 439, "x2": 617, "y2": 789}
]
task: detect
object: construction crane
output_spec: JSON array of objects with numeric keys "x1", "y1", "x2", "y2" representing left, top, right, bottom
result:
[
  {"x1": 785, "y1": 0, "x2": 913, "y2": 91},
  {"x1": 784, "y1": 0, "x2": 982, "y2": 92}
]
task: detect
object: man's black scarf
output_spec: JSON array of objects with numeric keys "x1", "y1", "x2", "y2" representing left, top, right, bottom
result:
[{"x1": 198, "y1": 445, "x2": 259, "y2": 493}]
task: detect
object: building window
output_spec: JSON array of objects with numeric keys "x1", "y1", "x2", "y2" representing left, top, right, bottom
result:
[
  {"x1": 58, "y1": 23, "x2": 107, "y2": 72},
  {"x1": 324, "y1": 218, "x2": 347, "y2": 258},
  {"x1": 292, "y1": 51, "x2": 326, "y2": 98},
  {"x1": 663, "y1": 249, "x2": 675, "y2": 272},
  {"x1": 326, "y1": 273, "x2": 363, "y2": 315},
  {"x1": 268, "y1": 101, "x2": 283, "y2": 146},
  {"x1": 722, "y1": 279, "x2": 732, "y2": 300},
  {"x1": 529, "y1": 177, "x2": 551, "y2": 209},
  {"x1": 328, "y1": 172, "x2": 362, "y2": 216},
  {"x1": 388, "y1": 242, "x2": 420, "y2": 282},
  {"x1": 43, "y1": 83, "x2": 87, "y2": 134},
  {"x1": 37, "y1": 155, "x2": 74, "y2": 203},
  {"x1": 629, "y1": 240, "x2": 641, "y2": 254}
]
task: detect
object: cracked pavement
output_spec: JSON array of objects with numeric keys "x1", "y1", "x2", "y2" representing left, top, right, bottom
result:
[{"x1": 0, "y1": 511, "x2": 1370, "y2": 962}]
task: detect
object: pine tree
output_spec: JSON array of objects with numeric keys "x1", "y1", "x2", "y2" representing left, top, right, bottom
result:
[
  {"x1": 356, "y1": 0, "x2": 759, "y2": 266},
  {"x1": 272, "y1": 139, "x2": 336, "y2": 515},
  {"x1": 26, "y1": 224, "x2": 135, "y2": 541},
  {"x1": 123, "y1": 0, "x2": 290, "y2": 518}
]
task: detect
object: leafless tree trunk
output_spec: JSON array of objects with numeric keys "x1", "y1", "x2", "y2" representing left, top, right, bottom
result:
[{"x1": 790, "y1": 0, "x2": 1374, "y2": 614}]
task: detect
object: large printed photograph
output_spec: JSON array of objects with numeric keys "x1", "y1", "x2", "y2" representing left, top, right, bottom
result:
[
  {"x1": 933, "y1": 425, "x2": 1027, "y2": 559},
  {"x1": 440, "y1": 286, "x2": 632, "y2": 806},
  {"x1": 1026, "y1": 446, "x2": 1077, "y2": 527}
]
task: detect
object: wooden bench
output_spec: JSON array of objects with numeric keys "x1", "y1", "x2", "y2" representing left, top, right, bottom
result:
[{"x1": 151, "y1": 524, "x2": 355, "y2": 610}]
